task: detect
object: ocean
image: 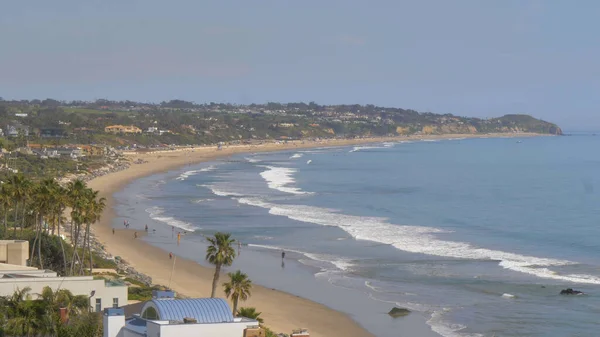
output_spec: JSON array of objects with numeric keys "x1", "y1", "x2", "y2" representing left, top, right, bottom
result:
[{"x1": 113, "y1": 135, "x2": 600, "y2": 337}]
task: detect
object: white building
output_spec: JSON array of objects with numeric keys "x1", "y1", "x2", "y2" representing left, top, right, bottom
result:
[
  {"x1": 104, "y1": 292, "x2": 260, "y2": 337},
  {"x1": 0, "y1": 267, "x2": 127, "y2": 312},
  {"x1": 0, "y1": 240, "x2": 127, "y2": 312}
]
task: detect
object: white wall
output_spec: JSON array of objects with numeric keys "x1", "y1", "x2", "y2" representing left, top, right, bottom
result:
[
  {"x1": 0, "y1": 276, "x2": 127, "y2": 312},
  {"x1": 103, "y1": 315, "x2": 125, "y2": 337},
  {"x1": 153, "y1": 321, "x2": 257, "y2": 337}
]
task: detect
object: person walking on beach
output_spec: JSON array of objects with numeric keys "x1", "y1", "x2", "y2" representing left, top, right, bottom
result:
[
  {"x1": 134, "y1": 232, "x2": 138, "y2": 239},
  {"x1": 169, "y1": 252, "x2": 173, "y2": 260},
  {"x1": 282, "y1": 250, "x2": 285, "y2": 260},
  {"x1": 112, "y1": 228, "x2": 115, "y2": 235},
  {"x1": 177, "y1": 232, "x2": 181, "y2": 246},
  {"x1": 145, "y1": 224, "x2": 148, "y2": 232}
]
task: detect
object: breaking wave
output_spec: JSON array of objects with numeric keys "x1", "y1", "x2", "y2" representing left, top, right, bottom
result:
[
  {"x1": 146, "y1": 206, "x2": 197, "y2": 232},
  {"x1": 175, "y1": 166, "x2": 216, "y2": 181},
  {"x1": 259, "y1": 166, "x2": 312, "y2": 195},
  {"x1": 235, "y1": 198, "x2": 600, "y2": 285}
]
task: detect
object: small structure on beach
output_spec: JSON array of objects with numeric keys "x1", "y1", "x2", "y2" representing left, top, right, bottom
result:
[{"x1": 105, "y1": 291, "x2": 260, "y2": 337}]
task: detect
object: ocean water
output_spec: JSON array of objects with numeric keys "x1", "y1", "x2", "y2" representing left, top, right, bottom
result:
[{"x1": 113, "y1": 135, "x2": 600, "y2": 337}]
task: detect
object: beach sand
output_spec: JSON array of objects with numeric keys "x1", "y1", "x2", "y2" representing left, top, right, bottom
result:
[{"x1": 88, "y1": 134, "x2": 540, "y2": 337}]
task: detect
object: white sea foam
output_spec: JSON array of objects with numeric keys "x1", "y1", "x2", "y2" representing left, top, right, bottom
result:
[
  {"x1": 421, "y1": 139, "x2": 439, "y2": 142},
  {"x1": 427, "y1": 309, "x2": 484, "y2": 337},
  {"x1": 146, "y1": 206, "x2": 197, "y2": 232},
  {"x1": 259, "y1": 166, "x2": 312, "y2": 195},
  {"x1": 245, "y1": 157, "x2": 261, "y2": 163},
  {"x1": 236, "y1": 197, "x2": 600, "y2": 285},
  {"x1": 349, "y1": 145, "x2": 388, "y2": 153},
  {"x1": 192, "y1": 198, "x2": 214, "y2": 204},
  {"x1": 201, "y1": 184, "x2": 244, "y2": 197},
  {"x1": 176, "y1": 166, "x2": 216, "y2": 181},
  {"x1": 248, "y1": 243, "x2": 352, "y2": 271},
  {"x1": 289, "y1": 153, "x2": 304, "y2": 159}
]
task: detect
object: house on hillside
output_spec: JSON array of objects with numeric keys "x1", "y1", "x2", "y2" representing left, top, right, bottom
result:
[
  {"x1": 38, "y1": 127, "x2": 68, "y2": 138},
  {"x1": 6, "y1": 124, "x2": 29, "y2": 137},
  {"x1": 105, "y1": 125, "x2": 142, "y2": 134}
]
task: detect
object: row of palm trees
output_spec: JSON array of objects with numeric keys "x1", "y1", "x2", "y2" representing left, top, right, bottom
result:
[
  {"x1": 205, "y1": 232, "x2": 260, "y2": 321},
  {"x1": 0, "y1": 286, "x2": 98, "y2": 337},
  {"x1": 0, "y1": 174, "x2": 106, "y2": 276}
]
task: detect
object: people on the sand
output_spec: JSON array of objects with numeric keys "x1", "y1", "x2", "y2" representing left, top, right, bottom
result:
[
  {"x1": 169, "y1": 252, "x2": 173, "y2": 260},
  {"x1": 177, "y1": 232, "x2": 181, "y2": 246},
  {"x1": 134, "y1": 232, "x2": 138, "y2": 239},
  {"x1": 145, "y1": 224, "x2": 148, "y2": 232},
  {"x1": 282, "y1": 250, "x2": 286, "y2": 260},
  {"x1": 112, "y1": 228, "x2": 115, "y2": 235}
]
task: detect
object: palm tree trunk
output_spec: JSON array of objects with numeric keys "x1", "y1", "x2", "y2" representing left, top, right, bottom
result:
[
  {"x1": 70, "y1": 223, "x2": 81, "y2": 276},
  {"x1": 13, "y1": 202, "x2": 18, "y2": 238},
  {"x1": 232, "y1": 297, "x2": 238, "y2": 316},
  {"x1": 58, "y1": 215, "x2": 68, "y2": 276},
  {"x1": 30, "y1": 214, "x2": 40, "y2": 266},
  {"x1": 211, "y1": 264, "x2": 221, "y2": 298},
  {"x1": 3, "y1": 208, "x2": 8, "y2": 235},
  {"x1": 20, "y1": 205, "x2": 26, "y2": 237},
  {"x1": 87, "y1": 223, "x2": 93, "y2": 274},
  {"x1": 37, "y1": 215, "x2": 43, "y2": 269}
]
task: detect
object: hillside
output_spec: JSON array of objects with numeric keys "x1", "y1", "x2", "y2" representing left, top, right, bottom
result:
[{"x1": 0, "y1": 99, "x2": 562, "y2": 148}]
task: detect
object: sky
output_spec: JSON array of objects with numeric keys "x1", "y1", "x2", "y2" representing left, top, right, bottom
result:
[{"x1": 1, "y1": 1, "x2": 599, "y2": 130}]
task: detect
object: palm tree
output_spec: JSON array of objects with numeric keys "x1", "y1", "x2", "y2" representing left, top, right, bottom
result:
[
  {"x1": 237, "y1": 307, "x2": 263, "y2": 324},
  {"x1": 5, "y1": 174, "x2": 28, "y2": 238},
  {"x1": 66, "y1": 180, "x2": 88, "y2": 275},
  {"x1": 0, "y1": 185, "x2": 12, "y2": 235},
  {"x1": 223, "y1": 270, "x2": 252, "y2": 315},
  {"x1": 39, "y1": 286, "x2": 89, "y2": 316},
  {"x1": 205, "y1": 232, "x2": 236, "y2": 298},
  {"x1": 83, "y1": 190, "x2": 106, "y2": 274}
]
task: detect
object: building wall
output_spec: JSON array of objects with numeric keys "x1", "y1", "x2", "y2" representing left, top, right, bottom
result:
[
  {"x1": 151, "y1": 321, "x2": 255, "y2": 337},
  {"x1": 0, "y1": 240, "x2": 29, "y2": 266},
  {"x1": 0, "y1": 276, "x2": 127, "y2": 312}
]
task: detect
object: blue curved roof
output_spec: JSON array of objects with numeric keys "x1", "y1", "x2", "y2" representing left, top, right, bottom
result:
[{"x1": 151, "y1": 298, "x2": 234, "y2": 323}]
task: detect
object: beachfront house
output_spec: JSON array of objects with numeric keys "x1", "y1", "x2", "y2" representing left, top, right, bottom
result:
[
  {"x1": 0, "y1": 240, "x2": 127, "y2": 312},
  {"x1": 104, "y1": 291, "x2": 261, "y2": 337}
]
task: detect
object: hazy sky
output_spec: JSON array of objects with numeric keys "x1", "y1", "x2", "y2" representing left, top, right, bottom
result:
[{"x1": 1, "y1": 1, "x2": 599, "y2": 130}]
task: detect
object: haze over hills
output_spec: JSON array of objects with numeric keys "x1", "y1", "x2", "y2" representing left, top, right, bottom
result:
[{"x1": 0, "y1": 98, "x2": 562, "y2": 147}]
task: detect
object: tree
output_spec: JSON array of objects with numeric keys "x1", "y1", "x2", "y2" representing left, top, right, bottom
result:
[
  {"x1": 237, "y1": 307, "x2": 263, "y2": 324},
  {"x1": 205, "y1": 232, "x2": 236, "y2": 298},
  {"x1": 5, "y1": 174, "x2": 29, "y2": 238},
  {"x1": 223, "y1": 270, "x2": 252, "y2": 315}
]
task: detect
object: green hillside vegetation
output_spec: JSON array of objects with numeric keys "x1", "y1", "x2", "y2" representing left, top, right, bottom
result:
[{"x1": 0, "y1": 99, "x2": 562, "y2": 148}]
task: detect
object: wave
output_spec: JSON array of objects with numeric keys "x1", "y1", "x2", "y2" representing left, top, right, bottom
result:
[
  {"x1": 176, "y1": 166, "x2": 216, "y2": 181},
  {"x1": 146, "y1": 206, "x2": 197, "y2": 232},
  {"x1": 427, "y1": 309, "x2": 484, "y2": 337},
  {"x1": 349, "y1": 145, "x2": 391, "y2": 153},
  {"x1": 289, "y1": 153, "x2": 304, "y2": 159},
  {"x1": 200, "y1": 184, "x2": 244, "y2": 197},
  {"x1": 192, "y1": 198, "x2": 214, "y2": 204},
  {"x1": 259, "y1": 166, "x2": 312, "y2": 195},
  {"x1": 245, "y1": 157, "x2": 261, "y2": 163},
  {"x1": 236, "y1": 197, "x2": 600, "y2": 285},
  {"x1": 248, "y1": 243, "x2": 352, "y2": 272}
]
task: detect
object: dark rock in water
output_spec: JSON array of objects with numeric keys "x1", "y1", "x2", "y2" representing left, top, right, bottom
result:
[
  {"x1": 388, "y1": 307, "x2": 411, "y2": 318},
  {"x1": 560, "y1": 288, "x2": 584, "y2": 295}
]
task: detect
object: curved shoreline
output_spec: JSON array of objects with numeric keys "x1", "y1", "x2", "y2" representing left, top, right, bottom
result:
[{"x1": 88, "y1": 134, "x2": 540, "y2": 337}]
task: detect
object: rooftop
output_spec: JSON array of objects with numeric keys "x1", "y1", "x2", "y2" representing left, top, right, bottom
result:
[{"x1": 142, "y1": 298, "x2": 234, "y2": 323}]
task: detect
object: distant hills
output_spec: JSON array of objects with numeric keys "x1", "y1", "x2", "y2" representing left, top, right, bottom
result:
[{"x1": 0, "y1": 99, "x2": 562, "y2": 147}]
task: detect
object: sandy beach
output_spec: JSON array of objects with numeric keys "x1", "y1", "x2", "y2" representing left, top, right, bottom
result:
[{"x1": 87, "y1": 133, "x2": 541, "y2": 337}]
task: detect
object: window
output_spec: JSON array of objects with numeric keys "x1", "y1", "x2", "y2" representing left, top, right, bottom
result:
[
  {"x1": 113, "y1": 298, "x2": 119, "y2": 308},
  {"x1": 95, "y1": 298, "x2": 102, "y2": 312},
  {"x1": 142, "y1": 307, "x2": 159, "y2": 320}
]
